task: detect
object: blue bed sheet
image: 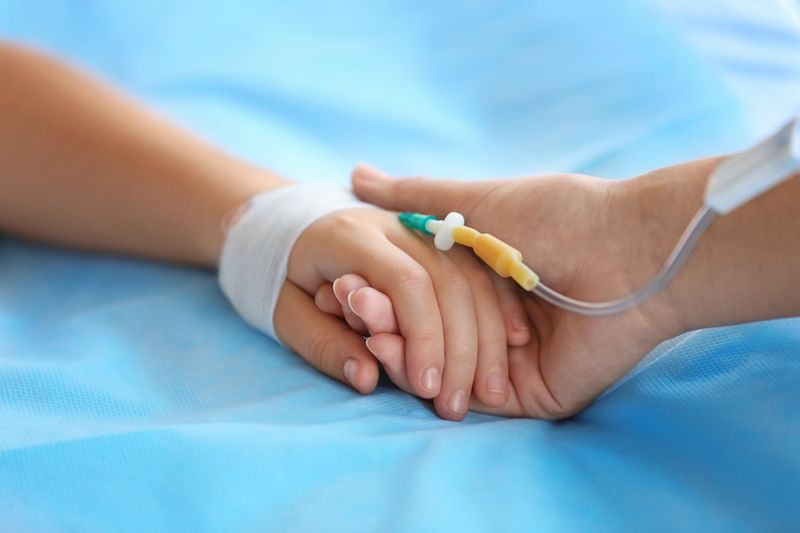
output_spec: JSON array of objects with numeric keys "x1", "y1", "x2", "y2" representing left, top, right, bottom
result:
[{"x1": 1, "y1": 1, "x2": 799, "y2": 531}]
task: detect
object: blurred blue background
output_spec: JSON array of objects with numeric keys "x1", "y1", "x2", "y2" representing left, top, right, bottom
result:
[{"x1": 1, "y1": 1, "x2": 799, "y2": 531}]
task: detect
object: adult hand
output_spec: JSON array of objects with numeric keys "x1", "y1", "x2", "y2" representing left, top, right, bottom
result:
[{"x1": 342, "y1": 161, "x2": 716, "y2": 417}]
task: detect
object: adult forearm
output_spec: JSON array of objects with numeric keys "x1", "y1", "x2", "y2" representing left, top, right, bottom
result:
[
  {"x1": 630, "y1": 157, "x2": 800, "y2": 333},
  {"x1": 0, "y1": 44, "x2": 283, "y2": 266}
]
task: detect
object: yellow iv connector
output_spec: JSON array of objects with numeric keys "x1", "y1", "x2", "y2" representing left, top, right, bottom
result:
[{"x1": 398, "y1": 211, "x2": 539, "y2": 291}]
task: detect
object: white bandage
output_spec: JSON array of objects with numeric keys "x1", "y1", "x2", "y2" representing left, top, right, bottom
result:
[{"x1": 218, "y1": 184, "x2": 371, "y2": 341}]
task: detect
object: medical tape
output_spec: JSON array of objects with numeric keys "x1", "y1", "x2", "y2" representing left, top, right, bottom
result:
[{"x1": 218, "y1": 184, "x2": 370, "y2": 341}]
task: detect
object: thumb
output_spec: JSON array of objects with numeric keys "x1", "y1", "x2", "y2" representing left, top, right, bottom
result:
[{"x1": 351, "y1": 163, "x2": 480, "y2": 217}]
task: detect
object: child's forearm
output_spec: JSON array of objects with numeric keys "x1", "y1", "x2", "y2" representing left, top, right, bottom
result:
[
  {"x1": 0, "y1": 43, "x2": 283, "y2": 266},
  {"x1": 628, "y1": 158, "x2": 800, "y2": 335}
]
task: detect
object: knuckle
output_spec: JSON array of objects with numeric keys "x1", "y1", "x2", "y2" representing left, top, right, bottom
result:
[
  {"x1": 443, "y1": 342, "x2": 477, "y2": 375},
  {"x1": 405, "y1": 329, "x2": 443, "y2": 365},
  {"x1": 306, "y1": 331, "x2": 339, "y2": 374},
  {"x1": 393, "y1": 264, "x2": 431, "y2": 292},
  {"x1": 318, "y1": 210, "x2": 362, "y2": 234},
  {"x1": 478, "y1": 346, "x2": 508, "y2": 374},
  {"x1": 399, "y1": 176, "x2": 431, "y2": 191},
  {"x1": 410, "y1": 328, "x2": 442, "y2": 350},
  {"x1": 439, "y1": 273, "x2": 471, "y2": 298},
  {"x1": 481, "y1": 322, "x2": 509, "y2": 348}
]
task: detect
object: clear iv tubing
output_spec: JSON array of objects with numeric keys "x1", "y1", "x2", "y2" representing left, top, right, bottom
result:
[{"x1": 531, "y1": 205, "x2": 717, "y2": 316}]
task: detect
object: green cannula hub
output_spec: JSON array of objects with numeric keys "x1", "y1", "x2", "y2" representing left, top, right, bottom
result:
[{"x1": 398, "y1": 212, "x2": 437, "y2": 235}]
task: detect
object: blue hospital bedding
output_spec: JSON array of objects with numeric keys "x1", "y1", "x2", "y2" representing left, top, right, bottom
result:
[{"x1": 1, "y1": 1, "x2": 799, "y2": 531}]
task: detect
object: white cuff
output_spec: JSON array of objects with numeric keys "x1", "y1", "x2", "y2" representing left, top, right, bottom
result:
[{"x1": 218, "y1": 184, "x2": 371, "y2": 341}]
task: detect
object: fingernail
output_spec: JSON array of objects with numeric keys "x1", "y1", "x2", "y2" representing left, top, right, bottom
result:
[
  {"x1": 354, "y1": 163, "x2": 388, "y2": 182},
  {"x1": 366, "y1": 337, "x2": 401, "y2": 376},
  {"x1": 332, "y1": 278, "x2": 345, "y2": 305},
  {"x1": 343, "y1": 358, "x2": 359, "y2": 388},
  {"x1": 486, "y1": 370, "x2": 507, "y2": 394},
  {"x1": 421, "y1": 367, "x2": 441, "y2": 392},
  {"x1": 347, "y1": 290, "x2": 361, "y2": 318},
  {"x1": 365, "y1": 337, "x2": 380, "y2": 360},
  {"x1": 447, "y1": 389, "x2": 468, "y2": 415}
]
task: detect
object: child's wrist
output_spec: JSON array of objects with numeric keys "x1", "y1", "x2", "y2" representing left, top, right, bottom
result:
[{"x1": 218, "y1": 183, "x2": 370, "y2": 341}]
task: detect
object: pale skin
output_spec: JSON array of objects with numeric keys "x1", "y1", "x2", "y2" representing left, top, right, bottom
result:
[
  {"x1": 318, "y1": 160, "x2": 800, "y2": 418},
  {"x1": 0, "y1": 43, "x2": 532, "y2": 421}
]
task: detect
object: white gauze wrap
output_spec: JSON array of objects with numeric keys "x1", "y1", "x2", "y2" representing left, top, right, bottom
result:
[{"x1": 218, "y1": 184, "x2": 370, "y2": 341}]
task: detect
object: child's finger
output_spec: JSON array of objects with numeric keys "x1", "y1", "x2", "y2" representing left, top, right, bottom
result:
[
  {"x1": 274, "y1": 280, "x2": 380, "y2": 395},
  {"x1": 314, "y1": 283, "x2": 344, "y2": 317},
  {"x1": 293, "y1": 227, "x2": 446, "y2": 400},
  {"x1": 365, "y1": 333, "x2": 413, "y2": 393},
  {"x1": 356, "y1": 235, "x2": 510, "y2": 409},
  {"x1": 332, "y1": 274, "x2": 369, "y2": 333},
  {"x1": 490, "y1": 274, "x2": 532, "y2": 347},
  {"x1": 348, "y1": 286, "x2": 400, "y2": 335},
  {"x1": 447, "y1": 249, "x2": 510, "y2": 407},
  {"x1": 389, "y1": 235, "x2": 478, "y2": 421}
]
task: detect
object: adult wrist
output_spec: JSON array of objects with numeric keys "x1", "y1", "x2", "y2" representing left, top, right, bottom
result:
[
  {"x1": 624, "y1": 158, "x2": 720, "y2": 336},
  {"x1": 632, "y1": 156, "x2": 800, "y2": 334}
]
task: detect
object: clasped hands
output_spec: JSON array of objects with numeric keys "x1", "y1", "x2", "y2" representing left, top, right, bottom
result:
[{"x1": 276, "y1": 161, "x2": 710, "y2": 420}]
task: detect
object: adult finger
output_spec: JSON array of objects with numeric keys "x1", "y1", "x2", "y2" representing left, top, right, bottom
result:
[
  {"x1": 489, "y1": 274, "x2": 533, "y2": 347},
  {"x1": 351, "y1": 163, "x2": 493, "y2": 217},
  {"x1": 274, "y1": 280, "x2": 380, "y2": 395},
  {"x1": 467, "y1": 367, "x2": 525, "y2": 418}
]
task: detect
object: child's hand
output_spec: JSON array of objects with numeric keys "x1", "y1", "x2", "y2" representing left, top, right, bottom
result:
[
  {"x1": 313, "y1": 272, "x2": 531, "y2": 404},
  {"x1": 272, "y1": 207, "x2": 527, "y2": 421}
]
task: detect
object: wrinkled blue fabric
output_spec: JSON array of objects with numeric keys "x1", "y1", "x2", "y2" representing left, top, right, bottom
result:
[{"x1": 1, "y1": 1, "x2": 799, "y2": 531}]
